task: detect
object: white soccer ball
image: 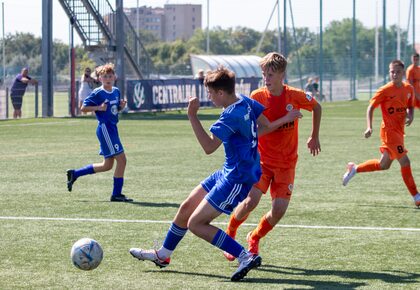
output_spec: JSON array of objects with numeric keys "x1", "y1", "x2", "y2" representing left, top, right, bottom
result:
[{"x1": 70, "y1": 238, "x2": 103, "y2": 271}]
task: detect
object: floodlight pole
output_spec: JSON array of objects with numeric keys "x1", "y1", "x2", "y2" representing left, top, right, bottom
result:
[
  {"x1": 351, "y1": 0, "x2": 356, "y2": 100},
  {"x1": 319, "y1": 0, "x2": 323, "y2": 102},
  {"x1": 206, "y1": 0, "x2": 210, "y2": 53},
  {"x1": 2, "y1": 2, "x2": 5, "y2": 88},
  {"x1": 382, "y1": 0, "x2": 386, "y2": 85},
  {"x1": 115, "y1": 0, "x2": 125, "y2": 97},
  {"x1": 42, "y1": 0, "x2": 53, "y2": 117},
  {"x1": 413, "y1": 0, "x2": 416, "y2": 51}
]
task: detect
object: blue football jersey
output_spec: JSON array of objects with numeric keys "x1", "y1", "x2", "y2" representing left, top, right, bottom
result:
[
  {"x1": 83, "y1": 86, "x2": 121, "y2": 125},
  {"x1": 210, "y1": 95, "x2": 265, "y2": 184}
]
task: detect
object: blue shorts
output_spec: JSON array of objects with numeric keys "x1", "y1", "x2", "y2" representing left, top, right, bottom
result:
[
  {"x1": 96, "y1": 123, "x2": 124, "y2": 158},
  {"x1": 201, "y1": 170, "x2": 253, "y2": 215}
]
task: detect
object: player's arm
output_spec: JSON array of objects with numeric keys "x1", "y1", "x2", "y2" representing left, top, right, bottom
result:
[
  {"x1": 118, "y1": 99, "x2": 127, "y2": 112},
  {"x1": 364, "y1": 104, "x2": 375, "y2": 138},
  {"x1": 188, "y1": 96, "x2": 222, "y2": 154},
  {"x1": 406, "y1": 107, "x2": 414, "y2": 126},
  {"x1": 306, "y1": 102, "x2": 322, "y2": 156},
  {"x1": 81, "y1": 100, "x2": 107, "y2": 113},
  {"x1": 257, "y1": 110, "x2": 303, "y2": 137}
]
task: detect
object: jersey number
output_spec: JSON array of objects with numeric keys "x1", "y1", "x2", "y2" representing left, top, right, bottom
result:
[{"x1": 397, "y1": 145, "x2": 404, "y2": 154}]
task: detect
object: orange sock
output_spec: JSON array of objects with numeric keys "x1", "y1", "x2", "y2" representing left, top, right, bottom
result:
[
  {"x1": 251, "y1": 215, "x2": 274, "y2": 241},
  {"x1": 226, "y1": 213, "x2": 249, "y2": 238},
  {"x1": 356, "y1": 159, "x2": 381, "y2": 173},
  {"x1": 401, "y1": 165, "x2": 418, "y2": 196}
]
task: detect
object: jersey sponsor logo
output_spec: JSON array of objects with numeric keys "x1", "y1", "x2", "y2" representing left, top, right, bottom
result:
[
  {"x1": 306, "y1": 93, "x2": 313, "y2": 101},
  {"x1": 387, "y1": 106, "x2": 405, "y2": 114},
  {"x1": 111, "y1": 104, "x2": 118, "y2": 115},
  {"x1": 286, "y1": 104, "x2": 293, "y2": 111},
  {"x1": 388, "y1": 107, "x2": 395, "y2": 114}
]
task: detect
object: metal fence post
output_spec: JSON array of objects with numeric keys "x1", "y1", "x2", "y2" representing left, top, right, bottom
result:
[
  {"x1": 5, "y1": 86, "x2": 8, "y2": 119},
  {"x1": 35, "y1": 83, "x2": 39, "y2": 118},
  {"x1": 329, "y1": 78, "x2": 332, "y2": 102}
]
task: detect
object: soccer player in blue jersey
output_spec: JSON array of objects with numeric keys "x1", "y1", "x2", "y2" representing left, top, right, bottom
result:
[
  {"x1": 66, "y1": 63, "x2": 132, "y2": 202},
  {"x1": 130, "y1": 67, "x2": 301, "y2": 281}
]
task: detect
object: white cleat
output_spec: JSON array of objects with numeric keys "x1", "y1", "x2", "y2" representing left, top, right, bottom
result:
[
  {"x1": 342, "y1": 162, "x2": 357, "y2": 186},
  {"x1": 413, "y1": 193, "x2": 420, "y2": 208},
  {"x1": 129, "y1": 248, "x2": 170, "y2": 268}
]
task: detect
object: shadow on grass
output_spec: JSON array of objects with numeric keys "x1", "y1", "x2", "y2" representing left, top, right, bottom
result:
[
  {"x1": 259, "y1": 264, "x2": 420, "y2": 288},
  {"x1": 145, "y1": 269, "x2": 365, "y2": 288},
  {"x1": 75, "y1": 200, "x2": 179, "y2": 208},
  {"x1": 358, "y1": 204, "x2": 420, "y2": 210}
]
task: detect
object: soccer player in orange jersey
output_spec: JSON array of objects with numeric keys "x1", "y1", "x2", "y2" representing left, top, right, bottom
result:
[
  {"x1": 343, "y1": 59, "x2": 420, "y2": 207},
  {"x1": 406, "y1": 53, "x2": 420, "y2": 108},
  {"x1": 223, "y1": 52, "x2": 322, "y2": 260}
]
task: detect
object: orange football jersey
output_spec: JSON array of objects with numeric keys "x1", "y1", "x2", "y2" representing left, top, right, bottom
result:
[
  {"x1": 251, "y1": 85, "x2": 318, "y2": 167},
  {"x1": 370, "y1": 81, "x2": 415, "y2": 144},
  {"x1": 406, "y1": 64, "x2": 420, "y2": 107}
]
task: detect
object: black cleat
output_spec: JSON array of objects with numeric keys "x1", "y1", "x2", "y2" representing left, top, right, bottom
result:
[
  {"x1": 110, "y1": 194, "x2": 133, "y2": 202},
  {"x1": 231, "y1": 254, "x2": 262, "y2": 282},
  {"x1": 67, "y1": 170, "x2": 76, "y2": 192}
]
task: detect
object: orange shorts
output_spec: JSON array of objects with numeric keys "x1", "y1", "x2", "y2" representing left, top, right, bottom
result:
[
  {"x1": 380, "y1": 143, "x2": 407, "y2": 160},
  {"x1": 254, "y1": 163, "x2": 296, "y2": 200},
  {"x1": 380, "y1": 131, "x2": 407, "y2": 160}
]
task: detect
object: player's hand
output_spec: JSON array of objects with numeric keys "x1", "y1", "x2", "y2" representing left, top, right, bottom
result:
[
  {"x1": 119, "y1": 99, "x2": 127, "y2": 110},
  {"x1": 98, "y1": 102, "x2": 108, "y2": 111},
  {"x1": 364, "y1": 128, "x2": 372, "y2": 138},
  {"x1": 285, "y1": 109, "x2": 303, "y2": 123},
  {"x1": 307, "y1": 136, "x2": 321, "y2": 156},
  {"x1": 187, "y1": 96, "x2": 200, "y2": 116}
]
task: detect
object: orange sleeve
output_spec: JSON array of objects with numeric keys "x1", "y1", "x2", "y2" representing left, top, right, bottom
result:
[
  {"x1": 370, "y1": 86, "x2": 386, "y2": 108},
  {"x1": 295, "y1": 90, "x2": 318, "y2": 111}
]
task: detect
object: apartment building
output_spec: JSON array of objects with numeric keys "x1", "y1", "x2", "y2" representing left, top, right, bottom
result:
[{"x1": 125, "y1": 4, "x2": 202, "y2": 42}]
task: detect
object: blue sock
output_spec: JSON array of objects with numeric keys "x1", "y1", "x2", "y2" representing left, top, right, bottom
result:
[
  {"x1": 162, "y1": 223, "x2": 188, "y2": 251},
  {"x1": 112, "y1": 177, "x2": 124, "y2": 197},
  {"x1": 211, "y1": 229, "x2": 244, "y2": 258},
  {"x1": 74, "y1": 164, "x2": 94, "y2": 179}
]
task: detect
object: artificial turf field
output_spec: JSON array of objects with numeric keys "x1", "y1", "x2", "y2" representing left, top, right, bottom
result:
[{"x1": 0, "y1": 100, "x2": 419, "y2": 289}]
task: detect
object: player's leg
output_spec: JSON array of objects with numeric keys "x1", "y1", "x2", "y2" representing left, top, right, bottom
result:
[
  {"x1": 397, "y1": 154, "x2": 420, "y2": 207},
  {"x1": 130, "y1": 183, "x2": 208, "y2": 267},
  {"x1": 343, "y1": 150, "x2": 392, "y2": 186},
  {"x1": 247, "y1": 167, "x2": 293, "y2": 255},
  {"x1": 110, "y1": 152, "x2": 132, "y2": 202},
  {"x1": 190, "y1": 180, "x2": 261, "y2": 281},
  {"x1": 225, "y1": 164, "x2": 271, "y2": 239},
  {"x1": 222, "y1": 186, "x2": 262, "y2": 261}
]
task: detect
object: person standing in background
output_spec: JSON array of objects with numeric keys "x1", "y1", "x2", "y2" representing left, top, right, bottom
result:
[{"x1": 10, "y1": 67, "x2": 37, "y2": 119}]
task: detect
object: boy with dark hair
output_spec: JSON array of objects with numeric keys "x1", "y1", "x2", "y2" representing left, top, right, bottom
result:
[
  {"x1": 129, "y1": 66, "x2": 300, "y2": 281},
  {"x1": 343, "y1": 60, "x2": 420, "y2": 207},
  {"x1": 67, "y1": 63, "x2": 132, "y2": 202}
]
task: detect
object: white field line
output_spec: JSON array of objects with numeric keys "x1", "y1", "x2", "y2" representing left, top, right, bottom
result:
[
  {"x1": 0, "y1": 216, "x2": 419, "y2": 232},
  {"x1": 0, "y1": 120, "x2": 80, "y2": 127}
]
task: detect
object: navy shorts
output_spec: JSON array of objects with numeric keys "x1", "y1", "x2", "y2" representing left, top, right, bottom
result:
[
  {"x1": 201, "y1": 170, "x2": 253, "y2": 215},
  {"x1": 11, "y1": 95, "x2": 23, "y2": 110},
  {"x1": 96, "y1": 123, "x2": 124, "y2": 158}
]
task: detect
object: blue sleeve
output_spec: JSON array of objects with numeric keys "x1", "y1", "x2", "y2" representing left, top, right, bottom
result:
[
  {"x1": 244, "y1": 96, "x2": 265, "y2": 119},
  {"x1": 210, "y1": 113, "x2": 237, "y2": 142},
  {"x1": 83, "y1": 90, "x2": 103, "y2": 107}
]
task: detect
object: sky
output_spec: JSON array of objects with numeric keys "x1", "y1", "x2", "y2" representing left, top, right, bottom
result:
[{"x1": 0, "y1": 0, "x2": 418, "y2": 45}]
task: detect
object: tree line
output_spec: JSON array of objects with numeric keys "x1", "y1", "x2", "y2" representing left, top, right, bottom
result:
[{"x1": 0, "y1": 18, "x2": 414, "y2": 80}]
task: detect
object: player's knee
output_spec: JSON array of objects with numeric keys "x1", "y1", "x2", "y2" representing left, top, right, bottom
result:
[
  {"x1": 380, "y1": 163, "x2": 391, "y2": 170},
  {"x1": 242, "y1": 197, "x2": 259, "y2": 212}
]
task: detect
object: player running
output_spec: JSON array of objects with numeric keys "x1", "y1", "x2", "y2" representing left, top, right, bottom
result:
[{"x1": 343, "y1": 59, "x2": 420, "y2": 207}]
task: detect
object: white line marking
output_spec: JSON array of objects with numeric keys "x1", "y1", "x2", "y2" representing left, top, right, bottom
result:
[
  {"x1": 0, "y1": 216, "x2": 419, "y2": 232},
  {"x1": 0, "y1": 120, "x2": 80, "y2": 127}
]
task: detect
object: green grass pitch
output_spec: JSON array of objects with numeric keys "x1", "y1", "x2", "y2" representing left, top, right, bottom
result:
[{"x1": 0, "y1": 101, "x2": 419, "y2": 289}]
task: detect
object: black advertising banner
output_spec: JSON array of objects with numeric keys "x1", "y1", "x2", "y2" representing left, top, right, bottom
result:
[{"x1": 126, "y1": 78, "x2": 261, "y2": 112}]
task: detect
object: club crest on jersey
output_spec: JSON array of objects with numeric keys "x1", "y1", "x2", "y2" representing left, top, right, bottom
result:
[
  {"x1": 306, "y1": 93, "x2": 313, "y2": 101},
  {"x1": 286, "y1": 104, "x2": 293, "y2": 111}
]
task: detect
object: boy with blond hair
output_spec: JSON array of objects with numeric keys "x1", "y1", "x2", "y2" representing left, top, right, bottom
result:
[
  {"x1": 67, "y1": 63, "x2": 132, "y2": 202},
  {"x1": 223, "y1": 52, "x2": 322, "y2": 261}
]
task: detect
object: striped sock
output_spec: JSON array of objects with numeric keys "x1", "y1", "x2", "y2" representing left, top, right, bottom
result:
[{"x1": 211, "y1": 229, "x2": 244, "y2": 258}]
